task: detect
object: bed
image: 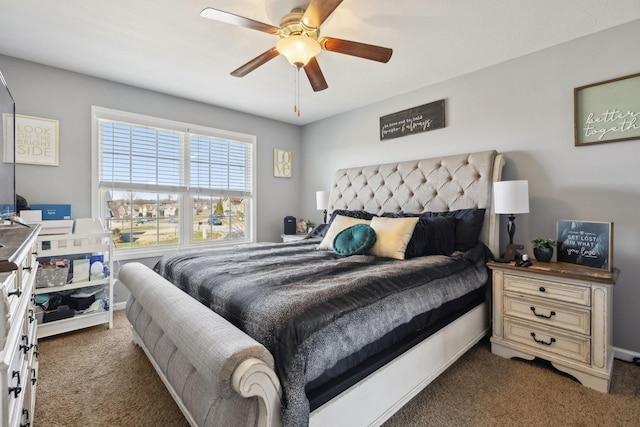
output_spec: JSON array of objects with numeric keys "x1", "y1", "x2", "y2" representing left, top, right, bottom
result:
[{"x1": 120, "y1": 150, "x2": 505, "y2": 427}]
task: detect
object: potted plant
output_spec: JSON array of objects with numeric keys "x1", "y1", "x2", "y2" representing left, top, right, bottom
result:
[{"x1": 531, "y1": 237, "x2": 557, "y2": 262}]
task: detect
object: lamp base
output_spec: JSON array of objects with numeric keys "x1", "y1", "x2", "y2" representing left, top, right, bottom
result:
[{"x1": 496, "y1": 243, "x2": 524, "y2": 262}]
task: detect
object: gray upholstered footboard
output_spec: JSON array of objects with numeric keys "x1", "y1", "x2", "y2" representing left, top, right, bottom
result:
[{"x1": 121, "y1": 262, "x2": 282, "y2": 427}]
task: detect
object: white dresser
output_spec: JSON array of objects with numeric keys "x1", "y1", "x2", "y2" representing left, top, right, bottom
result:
[
  {"x1": 0, "y1": 224, "x2": 40, "y2": 427},
  {"x1": 488, "y1": 260, "x2": 618, "y2": 393}
]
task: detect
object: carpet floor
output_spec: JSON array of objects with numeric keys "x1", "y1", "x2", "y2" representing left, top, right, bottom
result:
[{"x1": 35, "y1": 310, "x2": 640, "y2": 426}]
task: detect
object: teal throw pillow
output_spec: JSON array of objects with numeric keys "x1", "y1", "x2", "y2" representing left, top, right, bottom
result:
[{"x1": 333, "y1": 224, "x2": 377, "y2": 256}]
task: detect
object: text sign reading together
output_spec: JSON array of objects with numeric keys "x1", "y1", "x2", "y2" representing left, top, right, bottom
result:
[
  {"x1": 574, "y1": 73, "x2": 640, "y2": 146},
  {"x1": 380, "y1": 99, "x2": 445, "y2": 141}
]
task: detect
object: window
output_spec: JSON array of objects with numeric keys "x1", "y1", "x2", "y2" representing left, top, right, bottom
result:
[{"x1": 92, "y1": 107, "x2": 255, "y2": 258}]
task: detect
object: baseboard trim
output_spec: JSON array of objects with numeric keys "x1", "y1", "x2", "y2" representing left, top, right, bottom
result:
[
  {"x1": 614, "y1": 346, "x2": 640, "y2": 362},
  {"x1": 114, "y1": 301, "x2": 127, "y2": 311}
]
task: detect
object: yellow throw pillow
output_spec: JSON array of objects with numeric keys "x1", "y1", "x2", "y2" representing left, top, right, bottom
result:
[
  {"x1": 369, "y1": 216, "x2": 420, "y2": 260},
  {"x1": 317, "y1": 215, "x2": 372, "y2": 250}
]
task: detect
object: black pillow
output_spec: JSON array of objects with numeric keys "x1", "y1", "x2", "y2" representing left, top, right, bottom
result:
[
  {"x1": 427, "y1": 208, "x2": 486, "y2": 251},
  {"x1": 405, "y1": 216, "x2": 457, "y2": 258},
  {"x1": 328, "y1": 209, "x2": 376, "y2": 225}
]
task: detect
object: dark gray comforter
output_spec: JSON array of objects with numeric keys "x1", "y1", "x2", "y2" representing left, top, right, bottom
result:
[{"x1": 155, "y1": 238, "x2": 490, "y2": 426}]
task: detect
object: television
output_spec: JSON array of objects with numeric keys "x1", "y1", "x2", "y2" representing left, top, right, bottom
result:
[{"x1": 0, "y1": 70, "x2": 16, "y2": 220}]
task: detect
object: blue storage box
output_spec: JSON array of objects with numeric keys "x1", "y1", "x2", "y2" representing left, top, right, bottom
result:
[{"x1": 30, "y1": 204, "x2": 71, "y2": 220}]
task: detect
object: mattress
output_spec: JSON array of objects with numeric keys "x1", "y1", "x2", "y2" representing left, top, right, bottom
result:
[{"x1": 155, "y1": 238, "x2": 491, "y2": 426}]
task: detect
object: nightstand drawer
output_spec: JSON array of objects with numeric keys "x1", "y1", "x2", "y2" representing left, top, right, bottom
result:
[
  {"x1": 504, "y1": 319, "x2": 590, "y2": 364},
  {"x1": 504, "y1": 295, "x2": 591, "y2": 335},
  {"x1": 504, "y1": 275, "x2": 590, "y2": 306}
]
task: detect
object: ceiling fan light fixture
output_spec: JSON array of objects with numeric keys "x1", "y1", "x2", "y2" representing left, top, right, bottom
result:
[{"x1": 276, "y1": 35, "x2": 321, "y2": 68}]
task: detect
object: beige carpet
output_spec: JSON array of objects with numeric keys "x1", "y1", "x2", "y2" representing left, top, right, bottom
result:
[{"x1": 35, "y1": 310, "x2": 640, "y2": 426}]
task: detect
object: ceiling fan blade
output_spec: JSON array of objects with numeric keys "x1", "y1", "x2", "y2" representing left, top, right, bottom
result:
[
  {"x1": 304, "y1": 57, "x2": 328, "y2": 92},
  {"x1": 200, "y1": 8, "x2": 280, "y2": 34},
  {"x1": 230, "y1": 48, "x2": 280, "y2": 77},
  {"x1": 302, "y1": 0, "x2": 343, "y2": 29},
  {"x1": 319, "y1": 37, "x2": 392, "y2": 63}
]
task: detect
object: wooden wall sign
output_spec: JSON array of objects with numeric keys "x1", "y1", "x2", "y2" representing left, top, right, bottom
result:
[
  {"x1": 574, "y1": 72, "x2": 640, "y2": 146},
  {"x1": 380, "y1": 99, "x2": 445, "y2": 141}
]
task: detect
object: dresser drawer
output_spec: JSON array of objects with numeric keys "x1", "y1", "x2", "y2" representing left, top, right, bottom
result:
[
  {"x1": 504, "y1": 274, "x2": 590, "y2": 306},
  {"x1": 504, "y1": 295, "x2": 591, "y2": 335},
  {"x1": 503, "y1": 319, "x2": 590, "y2": 364}
]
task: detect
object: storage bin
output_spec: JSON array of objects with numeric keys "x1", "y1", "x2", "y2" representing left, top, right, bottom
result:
[{"x1": 36, "y1": 261, "x2": 70, "y2": 288}]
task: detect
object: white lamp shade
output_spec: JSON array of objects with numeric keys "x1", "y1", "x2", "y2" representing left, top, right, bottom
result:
[
  {"x1": 316, "y1": 190, "x2": 329, "y2": 210},
  {"x1": 493, "y1": 180, "x2": 529, "y2": 214},
  {"x1": 276, "y1": 35, "x2": 322, "y2": 67}
]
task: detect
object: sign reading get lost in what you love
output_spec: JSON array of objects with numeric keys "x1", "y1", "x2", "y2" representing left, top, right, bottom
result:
[
  {"x1": 557, "y1": 220, "x2": 613, "y2": 271},
  {"x1": 380, "y1": 99, "x2": 445, "y2": 140}
]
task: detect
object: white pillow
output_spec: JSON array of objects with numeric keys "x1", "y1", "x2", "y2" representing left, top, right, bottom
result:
[
  {"x1": 369, "y1": 216, "x2": 419, "y2": 260},
  {"x1": 317, "y1": 215, "x2": 372, "y2": 250}
]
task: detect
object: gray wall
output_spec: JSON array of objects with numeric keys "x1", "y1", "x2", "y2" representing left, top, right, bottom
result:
[
  {"x1": 0, "y1": 54, "x2": 302, "y2": 245},
  {"x1": 300, "y1": 20, "x2": 640, "y2": 354}
]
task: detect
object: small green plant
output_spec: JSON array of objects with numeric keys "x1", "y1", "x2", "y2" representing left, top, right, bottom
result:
[
  {"x1": 532, "y1": 237, "x2": 556, "y2": 249},
  {"x1": 306, "y1": 220, "x2": 316, "y2": 229}
]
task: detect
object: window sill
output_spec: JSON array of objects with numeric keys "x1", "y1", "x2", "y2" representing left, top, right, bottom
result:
[{"x1": 113, "y1": 240, "x2": 253, "y2": 262}]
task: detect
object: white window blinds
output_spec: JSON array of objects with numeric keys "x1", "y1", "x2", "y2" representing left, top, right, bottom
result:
[
  {"x1": 99, "y1": 120, "x2": 187, "y2": 193},
  {"x1": 190, "y1": 134, "x2": 253, "y2": 197},
  {"x1": 98, "y1": 121, "x2": 253, "y2": 196}
]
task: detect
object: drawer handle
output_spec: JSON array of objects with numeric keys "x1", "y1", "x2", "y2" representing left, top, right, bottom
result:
[
  {"x1": 530, "y1": 307, "x2": 556, "y2": 319},
  {"x1": 9, "y1": 371, "x2": 22, "y2": 398},
  {"x1": 530, "y1": 332, "x2": 556, "y2": 346},
  {"x1": 539, "y1": 286, "x2": 546, "y2": 292},
  {"x1": 21, "y1": 408, "x2": 30, "y2": 427},
  {"x1": 8, "y1": 289, "x2": 22, "y2": 298}
]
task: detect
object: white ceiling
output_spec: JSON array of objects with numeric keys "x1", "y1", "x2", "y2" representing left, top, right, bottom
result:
[{"x1": 1, "y1": 0, "x2": 639, "y2": 125}]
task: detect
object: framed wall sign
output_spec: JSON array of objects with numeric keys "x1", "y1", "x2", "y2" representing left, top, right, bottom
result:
[
  {"x1": 379, "y1": 99, "x2": 445, "y2": 141},
  {"x1": 3, "y1": 113, "x2": 59, "y2": 166},
  {"x1": 273, "y1": 148, "x2": 292, "y2": 178},
  {"x1": 556, "y1": 220, "x2": 613, "y2": 271},
  {"x1": 574, "y1": 72, "x2": 640, "y2": 146}
]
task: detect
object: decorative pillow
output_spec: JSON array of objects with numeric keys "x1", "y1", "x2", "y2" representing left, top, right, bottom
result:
[
  {"x1": 327, "y1": 209, "x2": 377, "y2": 225},
  {"x1": 427, "y1": 208, "x2": 486, "y2": 251},
  {"x1": 317, "y1": 215, "x2": 372, "y2": 250},
  {"x1": 333, "y1": 224, "x2": 377, "y2": 256},
  {"x1": 369, "y1": 216, "x2": 419, "y2": 260},
  {"x1": 404, "y1": 216, "x2": 457, "y2": 258}
]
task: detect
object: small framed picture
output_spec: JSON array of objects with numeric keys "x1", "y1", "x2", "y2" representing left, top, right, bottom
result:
[
  {"x1": 273, "y1": 148, "x2": 292, "y2": 178},
  {"x1": 3, "y1": 114, "x2": 60, "y2": 166},
  {"x1": 556, "y1": 220, "x2": 613, "y2": 271}
]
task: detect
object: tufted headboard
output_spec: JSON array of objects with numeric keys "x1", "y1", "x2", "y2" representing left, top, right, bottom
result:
[{"x1": 327, "y1": 150, "x2": 505, "y2": 254}]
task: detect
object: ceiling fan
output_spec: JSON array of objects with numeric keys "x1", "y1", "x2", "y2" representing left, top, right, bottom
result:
[{"x1": 199, "y1": 0, "x2": 393, "y2": 93}]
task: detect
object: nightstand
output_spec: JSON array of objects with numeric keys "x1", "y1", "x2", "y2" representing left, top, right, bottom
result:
[
  {"x1": 281, "y1": 234, "x2": 306, "y2": 243},
  {"x1": 488, "y1": 260, "x2": 618, "y2": 393}
]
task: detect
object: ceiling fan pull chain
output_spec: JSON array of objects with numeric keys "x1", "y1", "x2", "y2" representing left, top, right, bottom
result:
[{"x1": 294, "y1": 66, "x2": 301, "y2": 116}]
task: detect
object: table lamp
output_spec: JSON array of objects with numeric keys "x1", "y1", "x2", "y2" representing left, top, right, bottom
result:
[
  {"x1": 493, "y1": 180, "x2": 529, "y2": 260},
  {"x1": 316, "y1": 190, "x2": 329, "y2": 224}
]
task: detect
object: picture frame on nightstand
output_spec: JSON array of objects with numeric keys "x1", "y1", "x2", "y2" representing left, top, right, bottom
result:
[{"x1": 557, "y1": 220, "x2": 613, "y2": 271}]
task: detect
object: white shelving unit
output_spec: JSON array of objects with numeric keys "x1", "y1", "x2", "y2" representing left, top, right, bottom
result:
[{"x1": 34, "y1": 232, "x2": 114, "y2": 338}]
